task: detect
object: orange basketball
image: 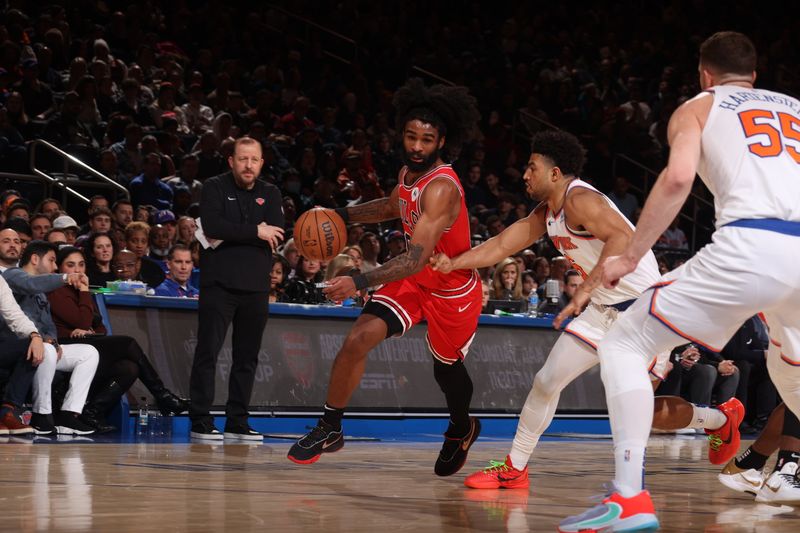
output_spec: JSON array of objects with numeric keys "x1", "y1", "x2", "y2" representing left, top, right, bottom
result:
[{"x1": 293, "y1": 208, "x2": 347, "y2": 261}]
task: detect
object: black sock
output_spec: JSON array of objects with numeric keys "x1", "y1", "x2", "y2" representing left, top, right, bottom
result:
[
  {"x1": 775, "y1": 449, "x2": 800, "y2": 471},
  {"x1": 433, "y1": 359, "x2": 473, "y2": 438},
  {"x1": 735, "y1": 447, "x2": 769, "y2": 471},
  {"x1": 321, "y1": 403, "x2": 345, "y2": 431}
]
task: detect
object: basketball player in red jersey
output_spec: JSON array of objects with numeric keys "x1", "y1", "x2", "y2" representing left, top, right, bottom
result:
[{"x1": 288, "y1": 79, "x2": 482, "y2": 475}]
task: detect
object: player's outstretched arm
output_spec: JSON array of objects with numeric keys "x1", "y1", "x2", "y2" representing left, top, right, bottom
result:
[
  {"x1": 322, "y1": 180, "x2": 458, "y2": 301},
  {"x1": 337, "y1": 186, "x2": 401, "y2": 224},
  {"x1": 434, "y1": 207, "x2": 547, "y2": 273}
]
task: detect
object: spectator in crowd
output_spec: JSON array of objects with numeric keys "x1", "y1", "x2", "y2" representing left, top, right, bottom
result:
[
  {"x1": 324, "y1": 254, "x2": 356, "y2": 281},
  {"x1": 111, "y1": 200, "x2": 134, "y2": 231},
  {"x1": 45, "y1": 229, "x2": 68, "y2": 245},
  {"x1": 129, "y1": 152, "x2": 173, "y2": 211},
  {"x1": 148, "y1": 224, "x2": 171, "y2": 264},
  {"x1": 491, "y1": 257, "x2": 523, "y2": 300},
  {"x1": 657, "y1": 215, "x2": 689, "y2": 250},
  {"x1": 82, "y1": 207, "x2": 113, "y2": 241},
  {"x1": 657, "y1": 343, "x2": 739, "y2": 408},
  {"x1": 346, "y1": 223, "x2": 365, "y2": 247},
  {"x1": 182, "y1": 83, "x2": 214, "y2": 135},
  {"x1": 33, "y1": 199, "x2": 61, "y2": 221},
  {"x1": 284, "y1": 255, "x2": 324, "y2": 304},
  {"x1": 6, "y1": 202, "x2": 30, "y2": 221},
  {"x1": 0, "y1": 228, "x2": 22, "y2": 270},
  {"x1": 15, "y1": 58, "x2": 53, "y2": 118},
  {"x1": 124, "y1": 221, "x2": 150, "y2": 258},
  {"x1": 0, "y1": 274, "x2": 41, "y2": 435},
  {"x1": 154, "y1": 244, "x2": 198, "y2": 298},
  {"x1": 83, "y1": 232, "x2": 116, "y2": 287},
  {"x1": 112, "y1": 247, "x2": 165, "y2": 288},
  {"x1": 1, "y1": 241, "x2": 99, "y2": 436},
  {"x1": 4, "y1": 218, "x2": 31, "y2": 251},
  {"x1": 720, "y1": 316, "x2": 775, "y2": 433},
  {"x1": 48, "y1": 246, "x2": 188, "y2": 432},
  {"x1": 153, "y1": 210, "x2": 178, "y2": 243},
  {"x1": 342, "y1": 245, "x2": 363, "y2": 272},
  {"x1": 269, "y1": 253, "x2": 290, "y2": 304},
  {"x1": 110, "y1": 122, "x2": 144, "y2": 183},
  {"x1": 194, "y1": 131, "x2": 226, "y2": 180},
  {"x1": 279, "y1": 237, "x2": 300, "y2": 272},
  {"x1": 52, "y1": 215, "x2": 80, "y2": 245},
  {"x1": 358, "y1": 232, "x2": 381, "y2": 272},
  {"x1": 29, "y1": 213, "x2": 52, "y2": 240},
  {"x1": 480, "y1": 280, "x2": 491, "y2": 312},
  {"x1": 521, "y1": 270, "x2": 537, "y2": 299},
  {"x1": 607, "y1": 176, "x2": 639, "y2": 221},
  {"x1": 385, "y1": 230, "x2": 407, "y2": 260},
  {"x1": 165, "y1": 153, "x2": 203, "y2": 204},
  {"x1": 176, "y1": 216, "x2": 197, "y2": 246}
]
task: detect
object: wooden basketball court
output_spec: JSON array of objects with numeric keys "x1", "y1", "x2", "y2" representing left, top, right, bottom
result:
[{"x1": 1, "y1": 435, "x2": 798, "y2": 532}]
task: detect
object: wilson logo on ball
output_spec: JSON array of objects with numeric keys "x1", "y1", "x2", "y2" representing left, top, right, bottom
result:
[{"x1": 321, "y1": 221, "x2": 336, "y2": 257}]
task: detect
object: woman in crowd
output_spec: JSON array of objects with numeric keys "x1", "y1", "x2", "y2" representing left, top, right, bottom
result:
[
  {"x1": 84, "y1": 232, "x2": 117, "y2": 287},
  {"x1": 176, "y1": 216, "x2": 197, "y2": 245},
  {"x1": 48, "y1": 246, "x2": 189, "y2": 432},
  {"x1": 269, "y1": 253, "x2": 290, "y2": 304},
  {"x1": 341, "y1": 245, "x2": 363, "y2": 272},
  {"x1": 283, "y1": 255, "x2": 324, "y2": 304},
  {"x1": 490, "y1": 257, "x2": 523, "y2": 300}
]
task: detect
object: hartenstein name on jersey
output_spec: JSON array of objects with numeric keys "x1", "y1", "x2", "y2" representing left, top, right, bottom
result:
[{"x1": 717, "y1": 91, "x2": 800, "y2": 112}]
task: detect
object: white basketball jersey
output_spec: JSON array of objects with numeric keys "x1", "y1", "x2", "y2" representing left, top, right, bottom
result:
[
  {"x1": 545, "y1": 179, "x2": 660, "y2": 305},
  {"x1": 699, "y1": 86, "x2": 800, "y2": 227}
]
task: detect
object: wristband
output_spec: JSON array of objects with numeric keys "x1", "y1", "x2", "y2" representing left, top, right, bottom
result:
[
  {"x1": 334, "y1": 207, "x2": 350, "y2": 224},
  {"x1": 29, "y1": 332, "x2": 41, "y2": 339},
  {"x1": 351, "y1": 273, "x2": 369, "y2": 291}
]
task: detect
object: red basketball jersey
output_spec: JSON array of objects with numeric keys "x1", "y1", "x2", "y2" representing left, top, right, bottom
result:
[{"x1": 397, "y1": 164, "x2": 475, "y2": 291}]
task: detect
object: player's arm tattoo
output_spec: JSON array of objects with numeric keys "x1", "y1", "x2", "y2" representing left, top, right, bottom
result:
[
  {"x1": 363, "y1": 243, "x2": 425, "y2": 287},
  {"x1": 347, "y1": 198, "x2": 395, "y2": 223}
]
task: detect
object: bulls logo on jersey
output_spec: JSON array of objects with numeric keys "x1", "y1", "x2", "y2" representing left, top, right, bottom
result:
[{"x1": 411, "y1": 187, "x2": 420, "y2": 202}]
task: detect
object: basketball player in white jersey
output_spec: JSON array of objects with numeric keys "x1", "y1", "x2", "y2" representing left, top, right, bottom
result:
[
  {"x1": 558, "y1": 32, "x2": 800, "y2": 532},
  {"x1": 430, "y1": 130, "x2": 742, "y2": 493}
]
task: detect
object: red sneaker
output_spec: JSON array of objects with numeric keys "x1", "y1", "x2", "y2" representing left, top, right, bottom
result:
[
  {"x1": 706, "y1": 397, "x2": 745, "y2": 465},
  {"x1": 0, "y1": 407, "x2": 33, "y2": 435},
  {"x1": 464, "y1": 456, "x2": 529, "y2": 489}
]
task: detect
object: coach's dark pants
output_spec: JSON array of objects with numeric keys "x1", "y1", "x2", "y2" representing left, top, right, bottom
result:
[
  {"x1": 0, "y1": 338, "x2": 36, "y2": 407},
  {"x1": 189, "y1": 285, "x2": 269, "y2": 426}
]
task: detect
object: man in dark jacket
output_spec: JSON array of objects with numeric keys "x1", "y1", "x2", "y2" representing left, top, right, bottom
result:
[{"x1": 189, "y1": 137, "x2": 284, "y2": 441}]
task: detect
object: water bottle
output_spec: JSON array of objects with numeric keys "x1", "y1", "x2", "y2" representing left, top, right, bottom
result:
[
  {"x1": 527, "y1": 291, "x2": 539, "y2": 317},
  {"x1": 149, "y1": 408, "x2": 162, "y2": 438},
  {"x1": 137, "y1": 397, "x2": 150, "y2": 437}
]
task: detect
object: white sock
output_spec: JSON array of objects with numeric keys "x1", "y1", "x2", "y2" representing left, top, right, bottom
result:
[
  {"x1": 608, "y1": 388, "x2": 652, "y2": 497},
  {"x1": 685, "y1": 404, "x2": 727, "y2": 430}
]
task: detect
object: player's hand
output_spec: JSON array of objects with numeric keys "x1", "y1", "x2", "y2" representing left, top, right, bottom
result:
[
  {"x1": 553, "y1": 287, "x2": 591, "y2": 329},
  {"x1": 602, "y1": 254, "x2": 637, "y2": 289},
  {"x1": 257, "y1": 223, "x2": 284, "y2": 250},
  {"x1": 27, "y1": 336, "x2": 44, "y2": 366},
  {"x1": 70, "y1": 328, "x2": 93, "y2": 338},
  {"x1": 429, "y1": 253, "x2": 454, "y2": 274},
  {"x1": 718, "y1": 360, "x2": 737, "y2": 376},
  {"x1": 322, "y1": 276, "x2": 358, "y2": 301}
]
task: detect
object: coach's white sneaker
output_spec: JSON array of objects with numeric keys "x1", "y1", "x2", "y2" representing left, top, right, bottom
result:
[
  {"x1": 718, "y1": 459, "x2": 765, "y2": 495},
  {"x1": 754, "y1": 462, "x2": 800, "y2": 504}
]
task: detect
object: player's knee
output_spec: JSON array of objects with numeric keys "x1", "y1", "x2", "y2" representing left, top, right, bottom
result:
[
  {"x1": 342, "y1": 327, "x2": 381, "y2": 354},
  {"x1": 531, "y1": 372, "x2": 560, "y2": 401}
]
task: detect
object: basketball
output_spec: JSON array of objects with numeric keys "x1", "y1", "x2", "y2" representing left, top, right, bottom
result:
[{"x1": 293, "y1": 207, "x2": 347, "y2": 261}]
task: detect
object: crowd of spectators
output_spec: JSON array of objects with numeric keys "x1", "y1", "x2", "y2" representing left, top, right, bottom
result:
[{"x1": 0, "y1": 2, "x2": 793, "y2": 432}]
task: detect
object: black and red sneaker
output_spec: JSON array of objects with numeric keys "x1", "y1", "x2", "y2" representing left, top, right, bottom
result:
[
  {"x1": 435, "y1": 417, "x2": 481, "y2": 476},
  {"x1": 287, "y1": 420, "x2": 344, "y2": 464}
]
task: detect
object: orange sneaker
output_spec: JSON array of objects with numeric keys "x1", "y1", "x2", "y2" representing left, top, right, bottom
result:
[
  {"x1": 558, "y1": 487, "x2": 658, "y2": 532},
  {"x1": 706, "y1": 397, "x2": 745, "y2": 465},
  {"x1": 464, "y1": 456, "x2": 529, "y2": 489}
]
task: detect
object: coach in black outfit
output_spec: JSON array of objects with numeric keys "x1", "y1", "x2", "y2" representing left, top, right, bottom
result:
[{"x1": 189, "y1": 136, "x2": 284, "y2": 440}]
